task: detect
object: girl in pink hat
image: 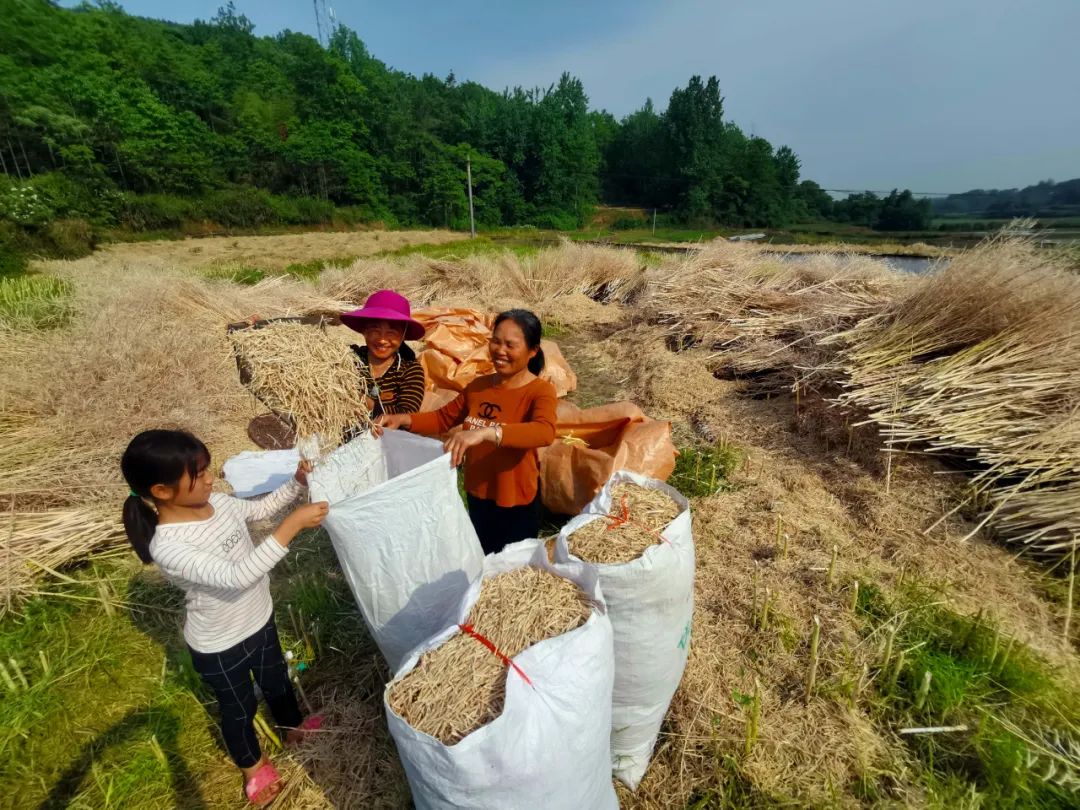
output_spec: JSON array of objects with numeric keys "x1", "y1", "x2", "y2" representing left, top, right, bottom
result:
[{"x1": 340, "y1": 290, "x2": 427, "y2": 419}]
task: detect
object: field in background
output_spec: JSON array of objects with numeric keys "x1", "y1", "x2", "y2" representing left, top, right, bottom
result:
[{"x1": 2, "y1": 230, "x2": 1080, "y2": 808}]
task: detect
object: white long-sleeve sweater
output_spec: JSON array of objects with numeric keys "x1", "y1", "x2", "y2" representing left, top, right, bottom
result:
[{"x1": 149, "y1": 478, "x2": 305, "y2": 653}]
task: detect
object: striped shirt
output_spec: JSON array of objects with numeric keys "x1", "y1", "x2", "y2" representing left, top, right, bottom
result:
[
  {"x1": 149, "y1": 479, "x2": 304, "y2": 653},
  {"x1": 351, "y1": 344, "x2": 426, "y2": 416}
]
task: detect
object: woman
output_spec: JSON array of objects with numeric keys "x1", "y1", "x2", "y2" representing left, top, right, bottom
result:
[
  {"x1": 376, "y1": 309, "x2": 557, "y2": 555},
  {"x1": 340, "y1": 290, "x2": 427, "y2": 418}
]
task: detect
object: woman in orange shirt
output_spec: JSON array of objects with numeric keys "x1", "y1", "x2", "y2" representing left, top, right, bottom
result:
[{"x1": 375, "y1": 309, "x2": 557, "y2": 555}]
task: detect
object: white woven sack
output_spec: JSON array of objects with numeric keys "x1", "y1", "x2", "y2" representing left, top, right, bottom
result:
[
  {"x1": 555, "y1": 470, "x2": 694, "y2": 789},
  {"x1": 309, "y1": 431, "x2": 484, "y2": 670},
  {"x1": 385, "y1": 540, "x2": 619, "y2": 810}
]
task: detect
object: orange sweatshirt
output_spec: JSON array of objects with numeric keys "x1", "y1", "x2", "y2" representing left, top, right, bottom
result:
[{"x1": 410, "y1": 376, "x2": 557, "y2": 507}]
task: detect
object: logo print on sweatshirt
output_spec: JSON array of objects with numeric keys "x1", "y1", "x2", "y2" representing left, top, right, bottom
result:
[
  {"x1": 221, "y1": 530, "x2": 242, "y2": 553},
  {"x1": 478, "y1": 401, "x2": 502, "y2": 420}
]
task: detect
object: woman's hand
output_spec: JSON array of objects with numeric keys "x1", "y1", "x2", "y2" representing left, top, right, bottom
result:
[
  {"x1": 372, "y1": 412, "x2": 411, "y2": 438},
  {"x1": 294, "y1": 459, "x2": 313, "y2": 486},
  {"x1": 444, "y1": 427, "x2": 496, "y2": 467}
]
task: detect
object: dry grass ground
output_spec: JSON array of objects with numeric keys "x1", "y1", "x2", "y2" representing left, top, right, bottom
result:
[
  {"x1": 2, "y1": 231, "x2": 1078, "y2": 808},
  {"x1": 95, "y1": 229, "x2": 466, "y2": 270}
]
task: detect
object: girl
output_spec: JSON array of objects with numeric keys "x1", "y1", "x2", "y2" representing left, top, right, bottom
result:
[
  {"x1": 340, "y1": 289, "x2": 427, "y2": 419},
  {"x1": 121, "y1": 429, "x2": 329, "y2": 806},
  {"x1": 376, "y1": 309, "x2": 557, "y2": 555}
]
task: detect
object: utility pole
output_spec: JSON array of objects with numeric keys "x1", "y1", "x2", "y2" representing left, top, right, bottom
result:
[
  {"x1": 652, "y1": 208, "x2": 657, "y2": 235},
  {"x1": 466, "y1": 155, "x2": 476, "y2": 238}
]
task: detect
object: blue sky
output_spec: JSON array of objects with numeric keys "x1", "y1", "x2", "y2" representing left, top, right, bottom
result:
[{"x1": 66, "y1": 0, "x2": 1080, "y2": 194}]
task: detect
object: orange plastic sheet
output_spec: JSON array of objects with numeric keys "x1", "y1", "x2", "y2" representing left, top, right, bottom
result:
[
  {"x1": 413, "y1": 307, "x2": 577, "y2": 398},
  {"x1": 539, "y1": 401, "x2": 677, "y2": 515}
]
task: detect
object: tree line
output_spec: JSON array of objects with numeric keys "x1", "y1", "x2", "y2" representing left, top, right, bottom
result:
[
  {"x1": 933, "y1": 178, "x2": 1080, "y2": 220},
  {"x1": 0, "y1": 0, "x2": 936, "y2": 272}
]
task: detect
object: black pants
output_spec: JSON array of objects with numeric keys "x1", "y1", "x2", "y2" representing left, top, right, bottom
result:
[
  {"x1": 467, "y1": 486, "x2": 542, "y2": 556},
  {"x1": 188, "y1": 617, "x2": 302, "y2": 768}
]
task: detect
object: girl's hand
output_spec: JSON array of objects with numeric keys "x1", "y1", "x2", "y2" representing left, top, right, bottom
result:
[
  {"x1": 287, "y1": 501, "x2": 330, "y2": 530},
  {"x1": 373, "y1": 413, "x2": 411, "y2": 438},
  {"x1": 294, "y1": 460, "x2": 313, "y2": 486},
  {"x1": 444, "y1": 427, "x2": 495, "y2": 468},
  {"x1": 274, "y1": 501, "x2": 329, "y2": 547}
]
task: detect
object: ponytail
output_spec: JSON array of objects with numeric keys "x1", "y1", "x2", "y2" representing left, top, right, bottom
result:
[
  {"x1": 493, "y1": 309, "x2": 546, "y2": 376},
  {"x1": 123, "y1": 494, "x2": 158, "y2": 563},
  {"x1": 120, "y1": 429, "x2": 210, "y2": 565},
  {"x1": 528, "y1": 346, "x2": 545, "y2": 375}
]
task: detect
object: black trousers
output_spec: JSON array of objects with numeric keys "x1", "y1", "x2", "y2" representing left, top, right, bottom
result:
[
  {"x1": 188, "y1": 617, "x2": 303, "y2": 768},
  {"x1": 467, "y1": 486, "x2": 542, "y2": 556}
]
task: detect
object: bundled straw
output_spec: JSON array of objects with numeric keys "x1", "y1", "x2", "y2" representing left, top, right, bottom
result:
[
  {"x1": 645, "y1": 242, "x2": 906, "y2": 388},
  {"x1": 827, "y1": 231, "x2": 1080, "y2": 557},
  {"x1": 386, "y1": 566, "x2": 591, "y2": 744},
  {"x1": 229, "y1": 321, "x2": 370, "y2": 449},
  {"x1": 1, "y1": 507, "x2": 124, "y2": 607},
  {"x1": 567, "y1": 482, "x2": 681, "y2": 564}
]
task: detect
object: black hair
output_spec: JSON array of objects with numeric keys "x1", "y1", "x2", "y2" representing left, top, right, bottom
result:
[
  {"x1": 493, "y1": 309, "x2": 545, "y2": 375},
  {"x1": 120, "y1": 429, "x2": 210, "y2": 564}
]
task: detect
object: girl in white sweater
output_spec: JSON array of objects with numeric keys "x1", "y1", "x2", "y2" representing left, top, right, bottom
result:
[{"x1": 121, "y1": 429, "x2": 328, "y2": 806}]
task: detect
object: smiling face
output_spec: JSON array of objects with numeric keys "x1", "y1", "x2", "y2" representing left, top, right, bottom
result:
[
  {"x1": 488, "y1": 318, "x2": 538, "y2": 378},
  {"x1": 361, "y1": 319, "x2": 406, "y2": 363}
]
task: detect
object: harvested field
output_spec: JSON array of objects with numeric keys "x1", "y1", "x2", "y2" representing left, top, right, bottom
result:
[
  {"x1": 3, "y1": 229, "x2": 1080, "y2": 808},
  {"x1": 96, "y1": 228, "x2": 466, "y2": 271}
]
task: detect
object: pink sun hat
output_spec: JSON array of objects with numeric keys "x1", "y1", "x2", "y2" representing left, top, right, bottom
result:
[{"x1": 340, "y1": 290, "x2": 426, "y2": 341}]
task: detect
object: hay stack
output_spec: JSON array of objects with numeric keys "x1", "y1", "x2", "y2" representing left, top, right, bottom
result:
[
  {"x1": 829, "y1": 233, "x2": 1080, "y2": 557},
  {"x1": 646, "y1": 242, "x2": 906, "y2": 388},
  {"x1": 0, "y1": 261, "x2": 348, "y2": 607},
  {"x1": 386, "y1": 566, "x2": 591, "y2": 744},
  {"x1": 229, "y1": 321, "x2": 370, "y2": 449},
  {"x1": 320, "y1": 240, "x2": 646, "y2": 316},
  {"x1": 567, "y1": 482, "x2": 681, "y2": 564}
]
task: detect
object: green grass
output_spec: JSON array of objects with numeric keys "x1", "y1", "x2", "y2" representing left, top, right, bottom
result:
[
  {"x1": 569, "y1": 227, "x2": 725, "y2": 245},
  {"x1": 282, "y1": 255, "x2": 358, "y2": 280},
  {"x1": 853, "y1": 581, "x2": 1080, "y2": 807},
  {"x1": 200, "y1": 264, "x2": 268, "y2": 285},
  {"x1": 0, "y1": 274, "x2": 74, "y2": 328},
  {"x1": 669, "y1": 442, "x2": 742, "y2": 499},
  {"x1": 0, "y1": 529, "x2": 377, "y2": 808}
]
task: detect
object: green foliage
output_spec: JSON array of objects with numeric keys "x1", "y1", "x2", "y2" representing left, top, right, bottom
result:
[
  {"x1": 935, "y1": 178, "x2": 1080, "y2": 220},
  {"x1": 283, "y1": 255, "x2": 356, "y2": 279},
  {"x1": 40, "y1": 218, "x2": 96, "y2": 258},
  {"x1": 670, "y1": 442, "x2": 742, "y2": 498},
  {"x1": 0, "y1": 274, "x2": 74, "y2": 328},
  {"x1": 832, "y1": 189, "x2": 933, "y2": 231},
  {"x1": 0, "y1": 1, "x2": 833, "y2": 239},
  {"x1": 118, "y1": 194, "x2": 195, "y2": 230},
  {"x1": 0, "y1": 222, "x2": 28, "y2": 276},
  {"x1": 855, "y1": 582, "x2": 1080, "y2": 806},
  {"x1": 201, "y1": 264, "x2": 267, "y2": 285}
]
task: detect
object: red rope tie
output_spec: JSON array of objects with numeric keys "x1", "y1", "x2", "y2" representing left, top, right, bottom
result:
[
  {"x1": 602, "y1": 494, "x2": 671, "y2": 545},
  {"x1": 458, "y1": 624, "x2": 533, "y2": 686}
]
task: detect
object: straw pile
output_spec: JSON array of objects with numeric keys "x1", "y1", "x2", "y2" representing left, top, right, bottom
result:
[
  {"x1": 320, "y1": 239, "x2": 645, "y2": 319},
  {"x1": 229, "y1": 321, "x2": 370, "y2": 448},
  {"x1": 386, "y1": 566, "x2": 591, "y2": 744},
  {"x1": 567, "y1": 482, "x2": 681, "y2": 564},
  {"x1": 0, "y1": 257, "x2": 349, "y2": 607},
  {"x1": 827, "y1": 233, "x2": 1080, "y2": 557},
  {"x1": 645, "y1": 242, "x2": 907, "y2": 389}
]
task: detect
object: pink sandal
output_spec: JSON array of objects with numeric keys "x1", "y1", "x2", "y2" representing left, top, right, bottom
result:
[
  {"x1": 244, "y1": 761, "x2": 281, "y2": 806},
  {"x1": 285, "y1": 714, "x2": 324, "y2": 746}
]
